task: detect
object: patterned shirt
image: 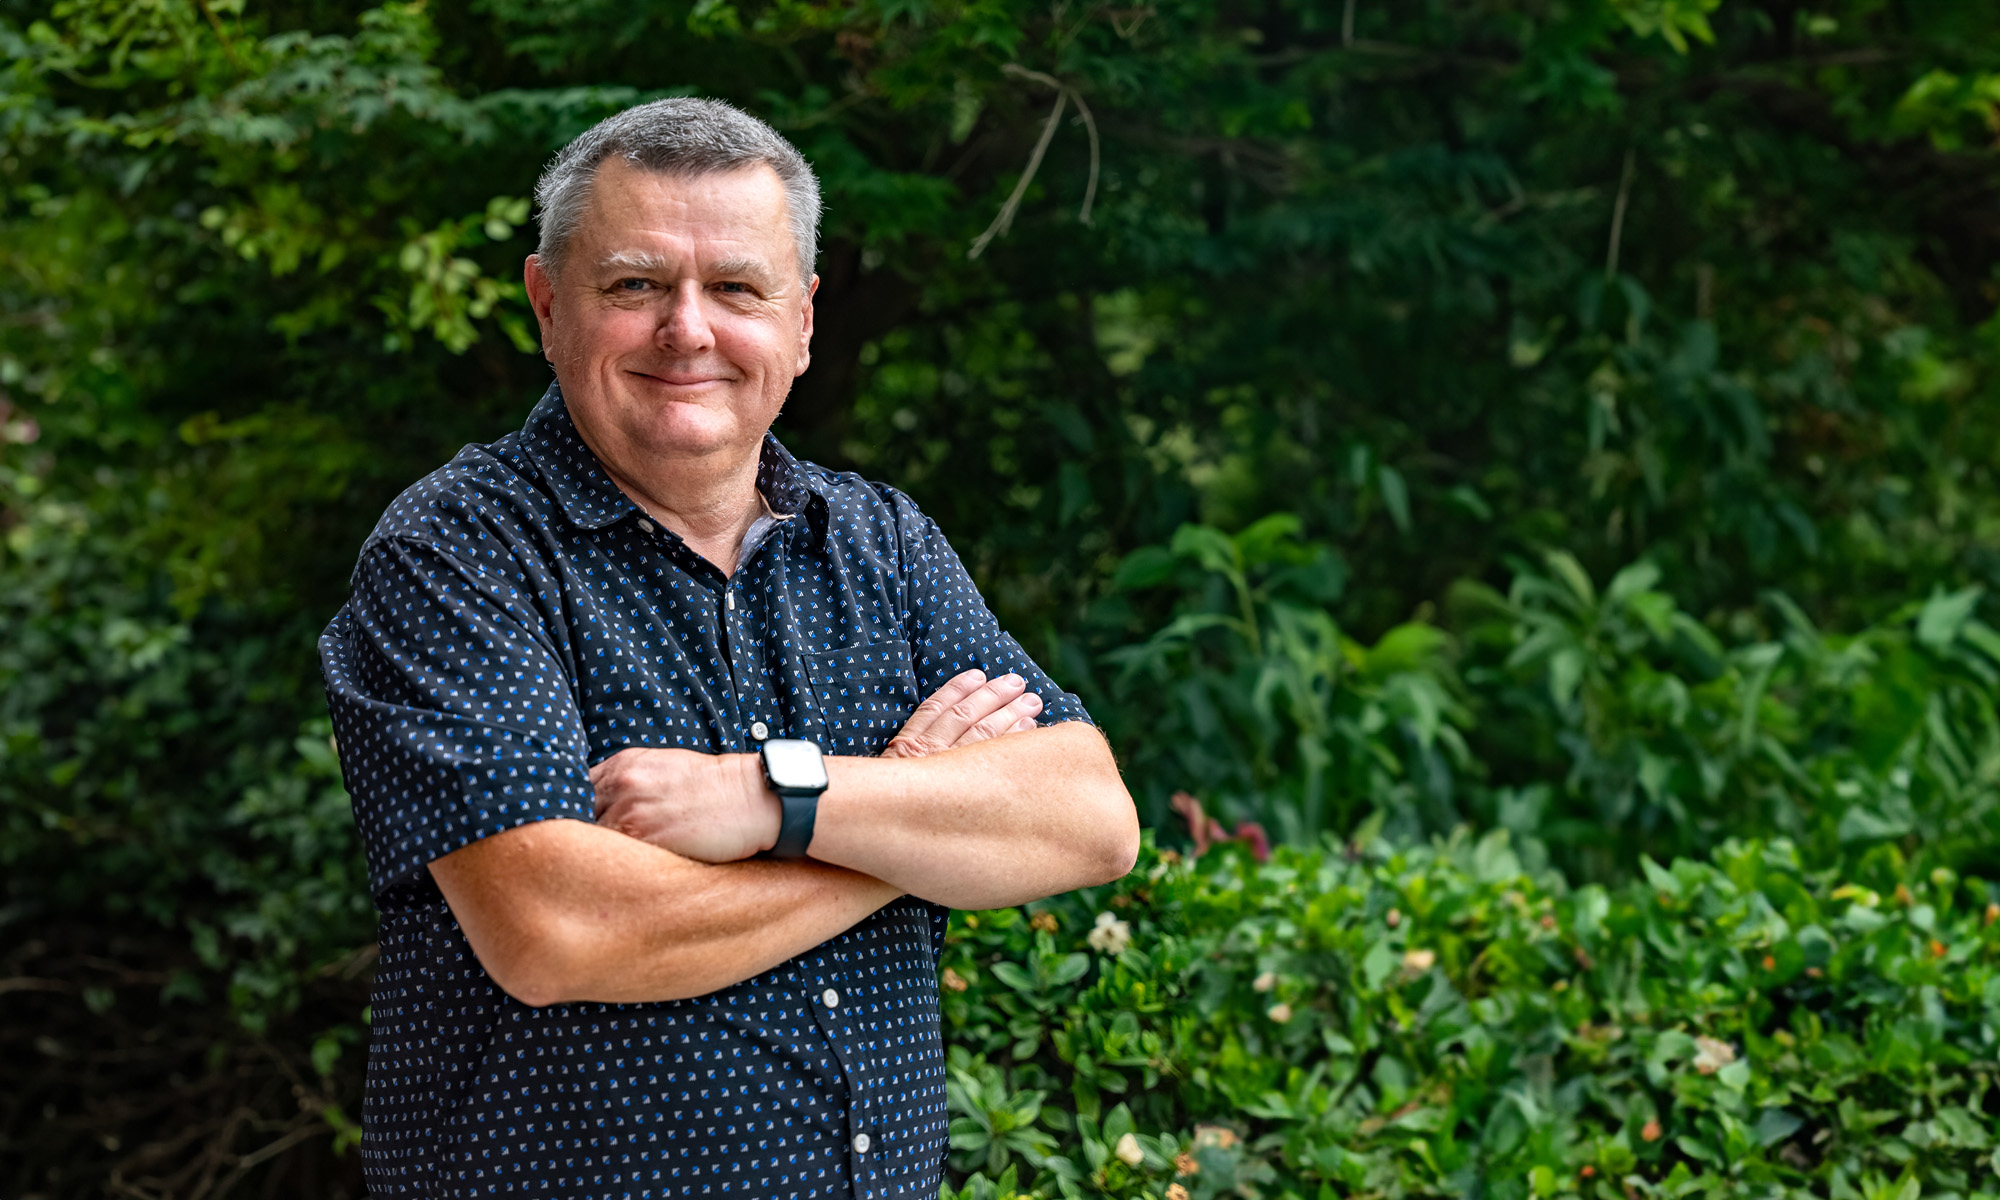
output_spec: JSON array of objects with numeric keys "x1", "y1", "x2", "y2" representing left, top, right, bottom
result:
[{"x1": 320, "y1": 384, "x2": 1090, "y2": 1199}]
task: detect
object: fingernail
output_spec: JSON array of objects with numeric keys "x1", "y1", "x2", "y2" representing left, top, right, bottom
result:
[{"x1": 1002, "y1": 673, "x2": 1024, "y2": 688}]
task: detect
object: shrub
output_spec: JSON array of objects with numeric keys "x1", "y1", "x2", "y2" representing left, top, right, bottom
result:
[
  {"x1": 940, "y1": 832, "x2": 2000, "y2": 1199},
  {"x1": 1088, "y1": 517, "x2": 2000, "y2": 882}
]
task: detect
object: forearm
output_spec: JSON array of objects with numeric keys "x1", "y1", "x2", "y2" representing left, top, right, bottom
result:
[
  {"x1": 431, "y1": 817, "x2": 900, "y2": 1006},
  {"x1": 809, "y1": 722, "x2": 1139, "y2": 909}
]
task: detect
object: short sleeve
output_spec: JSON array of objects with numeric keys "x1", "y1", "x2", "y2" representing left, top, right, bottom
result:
[
  {"x1": 893, "y1": 500, "x2": 1093, "y2": 728},
  {"x1": 320, "y1": 535, "x2": 596, "y2": 898}
]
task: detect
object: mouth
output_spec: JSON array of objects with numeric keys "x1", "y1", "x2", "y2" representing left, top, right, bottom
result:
[{"x1": 628, "y1": 369, "x2": 732, "y2": 388}]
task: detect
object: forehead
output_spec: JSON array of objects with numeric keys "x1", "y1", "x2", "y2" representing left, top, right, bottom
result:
[{"x1": 576, "y1": 158, "x2": 795, "y2": 273}]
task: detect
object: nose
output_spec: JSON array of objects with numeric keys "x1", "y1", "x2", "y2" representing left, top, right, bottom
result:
[{"x1": 655, "y1": 281, "x2": 715, "y2": 354}]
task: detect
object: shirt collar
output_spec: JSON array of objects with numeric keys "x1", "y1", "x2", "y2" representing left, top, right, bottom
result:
[{"x1": 519, "y1": 381, "x2": 825, "y2": 534}]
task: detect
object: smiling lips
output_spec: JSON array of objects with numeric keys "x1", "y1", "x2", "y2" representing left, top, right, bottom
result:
[{"x1": 629, "y1": 367, "x2": 735, "y2": 387}]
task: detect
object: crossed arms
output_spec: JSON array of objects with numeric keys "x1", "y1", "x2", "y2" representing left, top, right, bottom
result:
[{"x1": 430, "y1": 669, "x2": 1139, "y2": 1007}]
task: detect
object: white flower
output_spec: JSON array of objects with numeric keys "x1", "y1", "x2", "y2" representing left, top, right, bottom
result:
[
  {"x1": 1114, "y1": 1131, "x2": 1144, "y2": 1166},
  {"x1": 1252, "y1": 970, "x2": 1277, "y2": 992},
  {"x1": 1402, "y1": 948, "x2": 1437, "y2": 973},
  {"x1": 1692, "y1": 1035, "x2": 1736, "y2": 1075},
  {"x1": 1266, "y1": 1002, "x2": 1293, "y2": 1023},
  {"x1": 1087, "y1": 911, "x2": 1132, "y2": 955}
]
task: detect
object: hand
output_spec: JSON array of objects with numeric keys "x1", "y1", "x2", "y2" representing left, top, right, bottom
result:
[
  {"x1": 590, "y1": 748, "x2": 777, "y2": 863},
  {"x1": 880, "y1": 668, "x2": 1043, "y2": 759}
]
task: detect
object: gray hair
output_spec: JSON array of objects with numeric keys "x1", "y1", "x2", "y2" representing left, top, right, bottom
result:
[{"x1": 533, "y1": 97, "x2": 821, "y2": 288}]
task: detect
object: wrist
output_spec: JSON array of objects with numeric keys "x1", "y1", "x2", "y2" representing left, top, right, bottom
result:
[{"x1": 735, "y1": 752, "x2": 782, "y2": 853}]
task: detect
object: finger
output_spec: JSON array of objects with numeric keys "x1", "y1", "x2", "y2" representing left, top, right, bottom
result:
[
  {"x1": 591, "y1": 759, "x2": 637, "y2": 817},
  {"x1": 588, "y1": 746, "x2": 639, "y2": 793},
  {"x1": 894, "y1": 669, "x2": 988, "y2": 740},
  {"x1": 925, "y1": 672, "x2": 1027, "y2": 747},
  {"x1": 957, "y1": 687, "x2": 1042, "y2": 746}
]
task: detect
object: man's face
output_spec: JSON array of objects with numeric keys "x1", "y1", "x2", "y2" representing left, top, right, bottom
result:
[{"x1": 525, "y1": 158, "x2": 815, "y2": 483}]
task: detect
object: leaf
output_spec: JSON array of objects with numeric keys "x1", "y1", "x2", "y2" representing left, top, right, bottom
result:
[
  {"x1": 1961, "y1": 619, "x2": 2000, "y2": 667},
  {"x1": 1837, "y1": 806, "x2": 1913, "y2": 844},
  {"x1": 311, "y1": 1034, "x2": 344, "y2": 1077},
  {"x1": 1670, "y1": 613, "x2": 1727, "y2": 676},
  {"x1": 1233, "y1": 512, "x2": 1303, "y2": 565},
  {"x1": 1543, "y1": 550, "x2": 1597, "y2": 608},
  {"x1": 1361, "y1": 939, "x2": 1398, "y2": 990},
  {"x1": 1605, "y1": 560, "x2": 1661, "y2": 605},
  {"x1": 1365, "y1": 623, "x2": 1447, "y2": 676},
  {"x1": 1917, "y1": 585, "x2": 1983, "y2": 651},
  {"x1": 1625, "y1": 591, "x2": 1676, "y2": 640},
  {"x1": 1048, "y1": 953, "x2": 1091, "y2": 987},
  {"x1": 1376, "y1": 464, "x2": 1411, "y2": 534},
  {"x1": 1752, "y1": 1108, "x2": 1803, "y2": 1147},
  {"x1": 1170, "y1": 524, "x2": 1240, "y2": 576},
  {"x1": 989, "y1": 962, "x2": 1036, "y2": 993},
  {"x1": 1110, "y1": 546, "x2": 1177, "y2": 591},
  {"x1": 1471, "y1": 829, "x2": 1522, "y2": 883},
  {"x1": 1547, "y1": 647, "x2": 1586, "y2": 708},
  {"x1": 1640, "y1": 856, "x2": 1681, "y2": 897}
]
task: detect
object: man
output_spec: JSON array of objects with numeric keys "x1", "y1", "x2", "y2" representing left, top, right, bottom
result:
[{"x1": 319, "y1": 96, "x2": 1138, "y2": 1199}]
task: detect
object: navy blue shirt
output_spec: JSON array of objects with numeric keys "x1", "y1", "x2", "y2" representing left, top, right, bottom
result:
[{"x1": 320, "y1": 385, "x2": 1089, "y2": 1199}]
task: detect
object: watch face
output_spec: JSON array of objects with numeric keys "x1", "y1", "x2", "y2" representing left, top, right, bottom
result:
[{"x1": 762, "y1": 739, "x2": 828, "y2": 790}]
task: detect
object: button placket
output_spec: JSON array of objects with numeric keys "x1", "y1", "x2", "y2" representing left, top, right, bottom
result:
[
  {"x1": 716, "y1": 573, "x2": 769, "y2": 746},
  {"x1": 802, "y1": 964, "x2": 871, "y2": 1178}
]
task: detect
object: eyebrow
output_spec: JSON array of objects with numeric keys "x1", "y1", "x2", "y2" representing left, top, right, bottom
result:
[
  {"x1": 596, "y1": 250, "x2": 784, "y2": 289},
  {"x1": 711, "y1": 254, "x2": 783, "y2": 288},
  {"x1": 599, "y1": 249, "x2": 670, "y2": 272}
]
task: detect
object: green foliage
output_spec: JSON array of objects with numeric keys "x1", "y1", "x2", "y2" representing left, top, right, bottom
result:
[
  {"x1": 941, "y1": 834, "x2": 2000, "y2": 1198},
  {"x1": 1091, "y1": 513, "x2": 1468, "y2": 843},
  {"x1": 1091, "y1": 516, "x2": 2000, "y2": 880},
  {"x1": 1457, "y1": 559, "x2": 2000, "y2": 878},
  {"x1": 7, "y1": 0, "x2": 2000, "y2": 1188}
]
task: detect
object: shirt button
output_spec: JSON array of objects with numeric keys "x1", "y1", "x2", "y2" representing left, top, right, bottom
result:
[
  {"x1": 852, "y1": 1132, "x2": 871, "y2": 1154},
  {"x1": 822, "y1": 988, "x2": 839, "y2": 1008},
  {"x1": 725, "y1": 591, "x2": 735, "y2": 610},
  {"x1": 637, "y1": 519, "x2": 654, "y2": 533},
  {"x1": 751, "y1": 720, "x2": 770, "y2": 741}
]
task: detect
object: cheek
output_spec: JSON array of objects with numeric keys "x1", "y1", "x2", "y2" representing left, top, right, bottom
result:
[
  {"x1": 562, "y1": 306, "x2": 656, "y2": 363},
  {"x1": 721, "y1": 324, "x2": 799, "y2": 380}
]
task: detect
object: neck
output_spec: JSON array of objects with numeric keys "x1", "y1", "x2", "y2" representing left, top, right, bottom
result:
[{"x1": 603, "y1": 446, "x2": 765, "y2": 578}]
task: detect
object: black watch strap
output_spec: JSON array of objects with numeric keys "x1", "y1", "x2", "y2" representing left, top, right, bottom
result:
[{"x1": 771, "y1": 791, "x2": 819, "y2": 859}]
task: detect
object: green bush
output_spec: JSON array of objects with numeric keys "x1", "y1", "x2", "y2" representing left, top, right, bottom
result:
[
  {"x1": 1088, "y1": 516, "x2": 2000, "y2": 882},
  {"x1": 940, "y1": 833, "x2": 2000, "y2": 1199},
  {"x1": 9, "y1": 0, "x2": 2000, "y2": 1189},
  {"x1": 1454, "y1": 558, "x2": 2000, "y2": 880}
]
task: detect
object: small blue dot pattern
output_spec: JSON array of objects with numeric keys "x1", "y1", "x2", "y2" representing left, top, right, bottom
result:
[{"x1": 319, "y1": 384, "x2": 1091, "y2": 1198}]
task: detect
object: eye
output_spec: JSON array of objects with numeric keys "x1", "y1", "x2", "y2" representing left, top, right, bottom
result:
[
  {"x1": 614, "y1": 278, "x2": 651, "y2": 292},
  {"x1": 715, "y1": 281, "x2": 752, "y2": 294}
]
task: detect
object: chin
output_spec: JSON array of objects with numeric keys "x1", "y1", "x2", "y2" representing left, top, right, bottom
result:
[{"x1": 630, "y1": 406, "x2": 749, "y2": 459}]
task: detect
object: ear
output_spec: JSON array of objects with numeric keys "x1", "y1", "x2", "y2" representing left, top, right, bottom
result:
[
  {"x1": 524, "y1": 254, "x2": 559, "y2": 361},
  {"x1": 794, "y1": 273, "x2": 819, "y2": 378}
]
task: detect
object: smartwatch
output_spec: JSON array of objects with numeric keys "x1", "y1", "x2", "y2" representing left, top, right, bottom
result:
[{"x1": 760, "y1": 738, "x2": 830, "y2": 859}]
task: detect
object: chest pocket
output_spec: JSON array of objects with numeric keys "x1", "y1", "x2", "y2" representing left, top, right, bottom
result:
[{"x1": 807, "y1": 639, "x2": 920, "y2": 756}]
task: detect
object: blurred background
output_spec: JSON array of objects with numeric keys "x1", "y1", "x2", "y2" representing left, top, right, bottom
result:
[{"x1": 5, "y1": 0, "x2": 2000, "y2": 1194}]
